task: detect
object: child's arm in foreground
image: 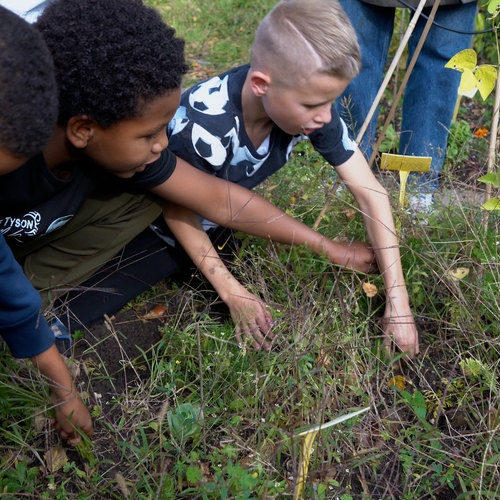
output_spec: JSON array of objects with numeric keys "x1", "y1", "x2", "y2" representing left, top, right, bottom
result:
[
  {"x1": 157, "y1": 161, "x2": 376, "y2": 348},
  {"x1": 164, "y1": 203, "x2": 275, "y2": 350},
  {"x1": 164, "y1": 200, "x2": 375, "y2": 349},
  {"x1": 31, "y1": 345, "x2": 93, "y2": 444},
  {"x1": 336, "y1": 149, "x2": 419, "y2": 358},
  {"x1": 151, "y1": 159, "x2": 376, "y2": 269},
  {"x1": 0, "y1": 236, "x2": 92, "y2": 442}
]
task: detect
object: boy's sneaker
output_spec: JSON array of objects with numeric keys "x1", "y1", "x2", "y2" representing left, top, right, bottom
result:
[
  {"x1": 407, "y1": 193, "x2": 435, "y2": 215},
  {"x1": 49, "y1": 316, "x2": 73, "y2": 354}
]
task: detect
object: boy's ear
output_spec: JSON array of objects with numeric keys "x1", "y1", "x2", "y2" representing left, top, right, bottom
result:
[
  {"x1": 66, "y1": 116, "x2": 96, "y2": 149},
  {"x1": 249, "y1": 70, "x2": 272, "y2": 97}
]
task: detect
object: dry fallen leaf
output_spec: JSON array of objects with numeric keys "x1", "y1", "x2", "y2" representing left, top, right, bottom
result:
[
  {"x1": 34, "y1": 414, "x2": 46, "y2": 433},
  {"x1": 317, "y1": 349, "x2": 331, "y2": 367},
  {"x1": 45, "y1": 445, "x2": 68, "y2": 473},
  {"x1": 362, "y1": 282, "x2": 378, "y2": 298},
  {"x1": 115, "y1": 473, "x2": 131, "y2": 497},
  {"x1": 140, "y1": 305, "x2": 167, "y2": 320},
  {"x1": 343, "y1": 208, "x2": 357, "y2": 220}
]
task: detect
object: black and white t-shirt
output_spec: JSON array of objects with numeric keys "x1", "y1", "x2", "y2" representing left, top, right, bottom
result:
[{"x1": 167, "y1": 64, "x2": 357, "y2": 191}]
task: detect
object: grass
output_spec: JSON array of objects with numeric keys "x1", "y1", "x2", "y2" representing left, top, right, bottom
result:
[{"x1": 2, "y1": 1, "x2": 500, "y2": 498}]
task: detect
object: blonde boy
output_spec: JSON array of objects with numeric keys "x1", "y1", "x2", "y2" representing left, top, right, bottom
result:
[{"x1": 165, "y1": 0, "x2": 419, "y2": 358}]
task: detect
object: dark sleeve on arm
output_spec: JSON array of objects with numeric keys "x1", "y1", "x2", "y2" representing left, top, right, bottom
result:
[
  {"x1": 0, "y1": 235, "x2": 54, "y2": 358},
  {"x1": 310, "y1": 107, "x2": 357, "y2": 167},
  {"x1": 120, "y1": 149, "x2": 178, "y2": 189}
]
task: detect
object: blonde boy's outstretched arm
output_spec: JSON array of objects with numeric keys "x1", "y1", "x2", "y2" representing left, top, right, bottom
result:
[
  {"x1": 151, "y1": 158, "x2": 377, "y2": 272},
  {"x1": 31, "y1": 344, "x2": 93, "y2": 444},
  {"x1": 163, "y1": 202, "x2": 274, "y2": 351},
  {"x1": 335, "y1": 149, "x2": 419, "y2": 359}
]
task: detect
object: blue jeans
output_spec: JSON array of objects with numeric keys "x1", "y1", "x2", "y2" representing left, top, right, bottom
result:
[{"x1": 337, "y1": 0, "x2": 477, "y2": 192}]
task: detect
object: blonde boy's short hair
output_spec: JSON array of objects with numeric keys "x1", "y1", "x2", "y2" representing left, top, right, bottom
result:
[{"x1": 251, "y1": 0, "x2": 360, "y2": 85}]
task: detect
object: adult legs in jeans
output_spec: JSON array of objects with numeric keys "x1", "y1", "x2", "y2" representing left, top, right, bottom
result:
[
  {"x1": 337, "y1": 0, "x2": 476, "y2": 192},
  {"x1": 336, "y1": 0, "x2": 395, "y2": 160},
  {"x1": 403, "y1": 2, "x2": 476, "y2": 191}
]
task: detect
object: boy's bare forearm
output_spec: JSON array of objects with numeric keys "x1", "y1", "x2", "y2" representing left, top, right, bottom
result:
[
  {"x1": 153, "y1": 159, "x2": 373, "y2": 271},
  {"x1": 31, "y1": 344, "x2": 76, "y2": 399},
  {"x1": 164, "y1": 202, "x2": 274, "y2": 350},
  {"x1": 163, "y1": 202, "x2": 247, "y2": 303},
  {"x1": 30, "y1": 344, "x2": 93, "y2": 440},
  {"x1": 336, "y1": 151, "x2": 418, "y2": 357}
]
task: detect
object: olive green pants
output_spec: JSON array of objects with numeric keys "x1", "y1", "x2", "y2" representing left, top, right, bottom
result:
[{"x1": 12, "y1": 188, "x2": 164, "y2": 307}]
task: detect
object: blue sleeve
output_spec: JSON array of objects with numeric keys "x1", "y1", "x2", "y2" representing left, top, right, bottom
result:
[{"x1": 0, "y1": 235, "x2": 54, "y2": 358}]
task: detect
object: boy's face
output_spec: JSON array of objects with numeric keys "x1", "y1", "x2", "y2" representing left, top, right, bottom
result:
[
  {"x1": 262, "y1": 73, "x2": 350, "y2": 136},
  {"x1": 0, "y1": 149, "x2": 29, "y2": 176},
  {"x1": 84, "y1": 89, "x2": 181, "y2": 179}
]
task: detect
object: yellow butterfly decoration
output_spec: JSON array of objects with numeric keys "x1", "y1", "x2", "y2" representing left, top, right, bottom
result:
[
  {"x1": 445, "y1": 49, "x2": 497, "y2": 100},
  {"x1": 448, "y1": 267, "x2": 470, "y2": 282}
]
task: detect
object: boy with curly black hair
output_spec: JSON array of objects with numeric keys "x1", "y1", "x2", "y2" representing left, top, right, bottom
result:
[
  {"x1": 0, "y1": 5, "x2": 92, "y2": 444},
  {"x1": 0, "y1": 0, "x2": 374, "y2": 348}
]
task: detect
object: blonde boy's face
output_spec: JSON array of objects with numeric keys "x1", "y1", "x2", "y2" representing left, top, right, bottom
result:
[
  {"x1": 262, "y1": 73, "x2": 350, "y2": 136},
  {"x1": 0, "y1": 149, "x2": 29, "y2": 176}
]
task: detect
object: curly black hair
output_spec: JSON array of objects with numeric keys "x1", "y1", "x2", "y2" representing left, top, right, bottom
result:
[
  {"x1": 35, "y1": 0, "x2": 188, "y2": 128},
  {"x1": 0, "y1": 6, "x2": 58, "y2": 158}
]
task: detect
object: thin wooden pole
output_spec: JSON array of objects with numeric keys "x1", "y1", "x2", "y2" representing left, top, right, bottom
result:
[{"x1": 482, "y1": 74, "x2": 500, "y2": 229}]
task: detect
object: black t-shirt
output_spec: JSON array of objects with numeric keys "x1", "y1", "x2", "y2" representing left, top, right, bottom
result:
[{"x1": 0, "y1": 149, "x2": 177, "y2": 243}]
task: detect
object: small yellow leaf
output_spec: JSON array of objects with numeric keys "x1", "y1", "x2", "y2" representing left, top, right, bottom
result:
[
  {"x1": 445, "y1": 48, "x2": 477, "y2": 71},
  {"x1": 475, "y1": 65, "x2": 498, "y2": 100},
  {"x1": 388, "y1": 375, "x2": 407, "y2": 391},
  {"x1": 362, "y1": 282, "x2": 378, "y2": 298},
  {"x1": 449, "y1": 267, "x2": 470, "y2": 281},
  {"x1": 45, "y1": 445, "x2": 68, "y2": 473},
  {"x1": 458, "y1": 68, "x2": 478, "y2": 97}
]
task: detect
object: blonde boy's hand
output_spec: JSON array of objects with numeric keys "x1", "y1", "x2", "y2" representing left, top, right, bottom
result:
[
  {"x1": 326, "y1": 240, "x2": 378, "y2": 274},
  {"x1": 51, "y1": 390, "x2": 93, "y2": 445},
  {"x1": 225, "y1": 289, "x2": 275, "y2": 351},
  {"x1": 381, "y1": 302, "x2": 419, "y2": 359}
]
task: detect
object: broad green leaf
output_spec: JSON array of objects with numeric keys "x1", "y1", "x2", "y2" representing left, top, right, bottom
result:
[
  {"x1": 186, "y1": 465, "x2": 203, "y2": 485},
  {"x1": 488, "y1": 0, "x2": 500, "y2": 14},
  {"x1": 482, "y1": 197, "x2": 500, "y2": 211},
  {"x1": 475, "y1": 65, "x2": 498, "y2": 100},
  {"x1": 445, "y1": 49, "x2": 476, "y2": 71},
  {"x1": 478, "y1": 173, "x2": 500, "y2": 188},
  {"x1": 413, "y1": 391, "x2": 427, "y2": 410}
]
